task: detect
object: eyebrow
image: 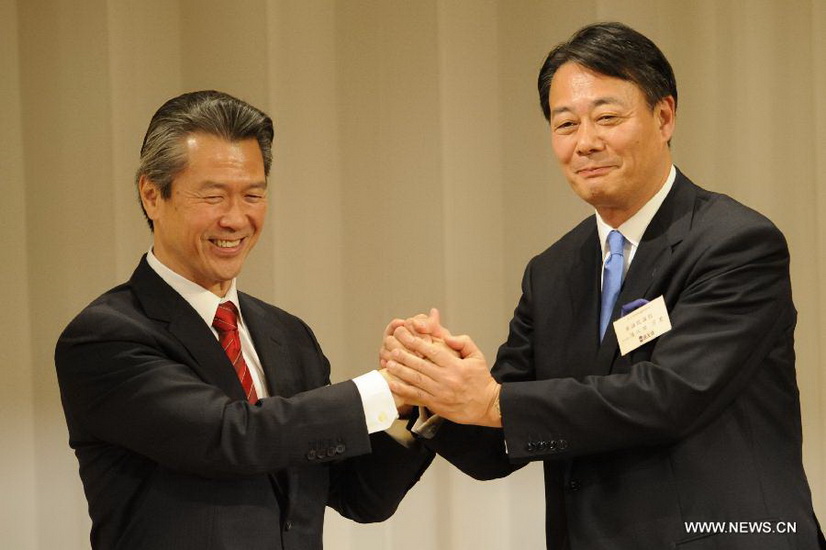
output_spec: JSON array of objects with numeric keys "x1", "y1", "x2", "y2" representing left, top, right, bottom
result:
[
  {"x1": 199, "y1": 180, "x2": 268, "y2": 190},
  {"x1": 550, "y1": 96, "x2": 627, "y2": 118}
]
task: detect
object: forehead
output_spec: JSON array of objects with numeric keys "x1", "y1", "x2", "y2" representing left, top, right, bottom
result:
[
  {"x1": 182, "y1": 133, "x2": 261, "y2": 157},
  {"x1": 179, "y1": 133, "x2": 265, "y2": 173},
  {"x1": 549, "y1": 63, "x2": 645, "y2": 111}
]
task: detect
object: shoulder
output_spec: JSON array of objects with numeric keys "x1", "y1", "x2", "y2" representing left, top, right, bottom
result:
[
  {"x1": 683, "y1": 177, "x2": 788, "y2": 253},
  {"x1": 661, "y1": 175, "x2": 791, "y2": 289},
  {"x1": 238, "y1": 292, "x2": 322, "y2": 345},
  {"x1": 670, "y1": 169, "x2": 778, "y2": 231},
  {"x1": 54, "y1": 280, "x2": 168, "y2": 374},
  {"x1": 238, "y1": 292, "x2": 305, "y2": 327},
  {"x1": 528, "y1": 215, "x2": 597, "y2": 271},
  {"x1": 701, "y1": 192, "x2": 781, "y2": 234},
  {"x1": 58, "y1": 282, "x2": 146, "y2": 342}
]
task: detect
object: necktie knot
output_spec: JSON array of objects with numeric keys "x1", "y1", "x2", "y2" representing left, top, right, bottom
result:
[
  {"x1": 213, "y1": 302, "x2": 239, "y2": 333},
  {"x1": 607, "y1": 229, "x2": 625, "y2": 257}
]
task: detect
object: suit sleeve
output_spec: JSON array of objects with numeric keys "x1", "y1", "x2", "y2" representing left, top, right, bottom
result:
[
  {"x1": 327, "y1": 431, "x2": 434, "y2": 522},
  {"x1": 55, "y1": 308, "x2": 373, "y2": 478},
  {"x1": 499, "y1": 211, "x2": 796, "y2": 462},
  {"x1": 296, "y1": 315, "x2": 435, "y2": 523}
]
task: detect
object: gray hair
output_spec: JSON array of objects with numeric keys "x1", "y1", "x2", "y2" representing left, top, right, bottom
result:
[{"x1": 135, "y1": 90, "x2": 274, "y2": 230}]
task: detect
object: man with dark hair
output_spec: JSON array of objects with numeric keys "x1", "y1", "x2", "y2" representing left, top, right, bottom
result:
[
  {"x1": 383, "y1": 22, "x2": 824, "y2": 549},
  {"x1": 56, "y1": 90, "x2": 432, "y2": 550}
]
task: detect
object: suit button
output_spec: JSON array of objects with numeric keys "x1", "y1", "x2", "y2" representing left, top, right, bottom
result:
[
  {"x1": 317, "y1": 448, "x2": 327, "y2": 459},
  {"x1": 538, "y1": 441, "x2": 547, "y2": 451},
  {"x1": 284, "y1": 519, "x2": 293, "y2": 531},
  {"x1": 327, "y1": 446, "x2": 337, "y2": 456},
  {"x1": 568, "y1": 480, "x2": 581, "y2": 491},
  {"x1": 548, "y1": 440, "x2": 558, "y2": 451},
  {"x1": 526, "y1": 442, "x2": 536, "y2": 452},
  {"x1": 306, "y1": 449, "x2": 316, "y2": 460},
  {"x1": 335, "y1": 444, "x2": 346, "y2": 454},
  {"x1": 558, "y1": 439, "x2": 568, "y2": 450}
]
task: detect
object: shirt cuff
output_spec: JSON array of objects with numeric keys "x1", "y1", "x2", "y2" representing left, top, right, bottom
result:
[
  {"x1": 353, "y1": 370, "x2": 399, "y2": 434},
  {"x1": 411, "y1": 406, "x2": 444, "y2": 439}
]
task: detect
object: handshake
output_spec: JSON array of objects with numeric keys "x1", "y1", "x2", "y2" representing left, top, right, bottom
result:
[{"x1": 377, "y1": 308, "x2": 503, "y2": 428}]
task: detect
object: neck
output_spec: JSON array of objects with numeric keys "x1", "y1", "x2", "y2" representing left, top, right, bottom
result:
[{"x1": 597, "y1": 160, "x2": 672, "y2": 228}]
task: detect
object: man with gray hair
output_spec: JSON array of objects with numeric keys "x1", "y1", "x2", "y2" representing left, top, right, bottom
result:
[{"x1": 56, "y1": 90, "x2": 432, "y2": 550}]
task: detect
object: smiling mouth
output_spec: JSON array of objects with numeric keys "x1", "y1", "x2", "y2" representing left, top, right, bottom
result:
[
  {"x1": 211, "y1": 238, "x2": 243, "y2": 248},
  {"x1": 576, "y1": 165, "x2": 614, "y2": 177}
]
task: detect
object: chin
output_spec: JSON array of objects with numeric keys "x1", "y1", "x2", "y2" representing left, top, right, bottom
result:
[
  {"x1": 570, "y1": 184, "x2": 602, "y2": 205},
  {"x1": 208, "y1": 264, "x2": 244, "y2": 283},
  {"x1": 579, "y1": 177, "x2": 620, "y2": 199}
]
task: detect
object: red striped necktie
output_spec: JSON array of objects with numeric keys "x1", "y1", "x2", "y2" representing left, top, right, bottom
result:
[{"x1": 212, "y1": 302, "x2": 259, "y2": 403}]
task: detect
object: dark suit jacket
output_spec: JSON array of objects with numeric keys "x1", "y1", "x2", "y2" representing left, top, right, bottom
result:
[
  {"x1": 423, "y1": 170, "x2": 823, "y2": 549},
  {"x1": 55, "y1": 257, "x2": 433, "y2": 550}
]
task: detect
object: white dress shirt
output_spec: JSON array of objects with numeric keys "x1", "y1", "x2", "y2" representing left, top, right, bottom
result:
[
  {"x1": 146, "y1": 249, "x2": 397, "y2": 433},
  {"x1": 596, "y1": 165, "x2": 676, "y2": 281}
]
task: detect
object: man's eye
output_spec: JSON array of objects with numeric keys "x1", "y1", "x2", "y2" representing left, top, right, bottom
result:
[{"x1": 554, "y1": 121, "x2": 576, "y2": 133}]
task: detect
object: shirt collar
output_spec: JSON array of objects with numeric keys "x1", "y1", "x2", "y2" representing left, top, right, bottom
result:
[
  {"x1": 146, "y1": 248, "x2": 242, "y2": 328},
  {"x1": 596, "y1": 165, "x2": 676, "y2": 254}
]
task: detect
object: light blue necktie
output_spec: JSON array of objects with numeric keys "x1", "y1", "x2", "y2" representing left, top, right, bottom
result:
[{"x1": 599, "y1": 230, "x2": 626, "y2": 341}]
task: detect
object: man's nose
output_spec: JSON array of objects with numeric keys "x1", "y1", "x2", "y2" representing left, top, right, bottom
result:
[
  {"x1": 575, "y1": 121, "x2": 604, "y2": 155},
  {"x1": 219, "y1": 198, "x2": 246, "y2": 228}
]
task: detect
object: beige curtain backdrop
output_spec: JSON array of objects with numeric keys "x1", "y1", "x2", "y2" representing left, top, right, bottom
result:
[{"x1": 2, "y1": 0, "x2": 824, "y2": 548}]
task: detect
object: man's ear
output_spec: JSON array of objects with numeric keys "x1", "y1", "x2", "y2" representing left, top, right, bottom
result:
[
  {"x1": 657, "y1": 96, "x2": 677, "y2": 142},
  {"x1": 139, "y1": 175, "x2": 162, "y2": 221}
]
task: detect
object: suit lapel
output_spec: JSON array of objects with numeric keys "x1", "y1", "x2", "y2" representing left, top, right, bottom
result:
[
  {"x1": 238, "y1": 294, "x2": 303, "y2": 513},
  {"x1": 132, "y1": 258, "x2": 294, "y2": 508},
  {"x1": 598, "y1": 171, "x2": 698, "y2": 372},
  {"x1": 564, "y1": 223, "x2": 603, "y2": 371},
  {"x1": 239, "y1": 294, "x2": 304, "y2": 399},
  {"x1": 130, "y1": 256, "x2": 247, "y2": 401}
]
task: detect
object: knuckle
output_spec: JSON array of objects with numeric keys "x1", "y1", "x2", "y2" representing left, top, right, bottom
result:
[{"x1": 425, "y1": 342, "x2": 439, "y2": 358}]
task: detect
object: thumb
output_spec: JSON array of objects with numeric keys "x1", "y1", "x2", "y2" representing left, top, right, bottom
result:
[
  {"x1": 444, "y1": 333, "x2": 482, "y2": 360},
  {"x1": 429, "y1": 307, "x2": 441, "y2": 327},
  {"x1": 412, "y1": 307, "x2": 444, "y2": 336}
]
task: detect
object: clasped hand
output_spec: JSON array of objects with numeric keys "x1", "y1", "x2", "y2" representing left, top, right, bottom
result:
[{"x1": 378, "y1": 309, "x2": 502, "y2": 428}]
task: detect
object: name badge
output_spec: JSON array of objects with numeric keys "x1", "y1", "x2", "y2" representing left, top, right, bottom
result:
[{"x1": 614, "y1": 295, "x2": 671, "y2": 355}]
